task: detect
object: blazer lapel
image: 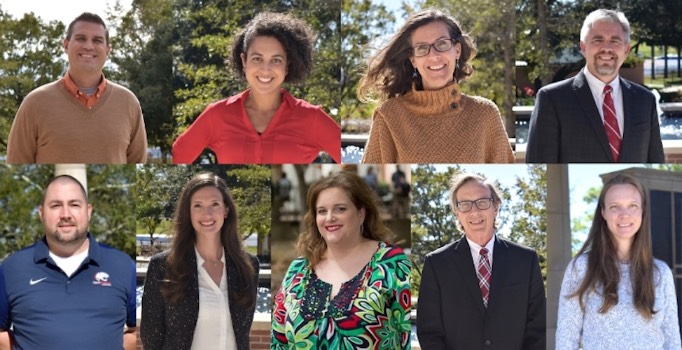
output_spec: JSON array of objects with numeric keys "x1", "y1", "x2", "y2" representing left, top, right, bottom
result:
[
  {"x1": 486, "y1": 238, "x2": 508, "y2": 311},
  {"x1": 572, "y1": 70, "x2": 614, "y2": 161},
  {"x1": 450, "y1": 238, "x2": 486, "y2": 315},
  {"x1": 619, "y1": 78, "x2": 637, "y2": 159}
]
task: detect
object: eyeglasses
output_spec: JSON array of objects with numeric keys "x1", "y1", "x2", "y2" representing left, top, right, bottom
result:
[
  {"x1": 455, "y1": 198, "x2": 494, "y2": 212},
  {"x1": 412, "y1": 38, "x2": 456, "y2": 57}
]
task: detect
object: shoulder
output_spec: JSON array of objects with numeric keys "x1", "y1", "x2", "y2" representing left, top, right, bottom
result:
[
  {"x1": 247, "y1": 253, "x2": 260, "y2": 270},
  {"x1": 566, "y1": 253, "x2": 588, "y2": 274},
  {"x1": 375, "y1": 242, "x2": 409, "y2": 261},
  {"x1": 96, "y1": 242, "x2": 134, "y2": 264},
  {"x1": 425, "y1": 240, "x2": 458, "y2": 259},
  {"x1": 462, "y1": 94, "x2": 499, "y2": 111},
  {"x1": 285, "y1": 92, "x2": 337, "y2": 119},
  {"x1": 537, "y1": 77, "x2": 576, "y2": 96},
  {"x1": 106, "y1": 80, "x2": 140, "y2": 103},
  {"x1": 497, "y1": 237, "x2": 538, "y2": 255},
  {"x1": 1, "y1": 243, "x2": 38, "y2": 268},
  {"x1": 653, "y1": 258, "x2": 673, "y2": 283},
  {"x1": 620, "y1": 78, "x2": 654, "y2": 97},
  {"x1": 23, "y1": 81, "x2": 62, "y2": 101}
]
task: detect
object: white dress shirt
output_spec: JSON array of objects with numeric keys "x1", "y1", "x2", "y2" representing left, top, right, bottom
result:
[
  {"x1": 466, "y1": 234, "x2": 496, "y2": 271},
  {"x1": 191, "y1": 247, "x2": 237, "y2": 350},
  {"x1": 583, "y1": 68, "x2": 625, "y2": 137}
]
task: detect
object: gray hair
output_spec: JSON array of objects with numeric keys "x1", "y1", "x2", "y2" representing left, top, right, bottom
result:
[{"x1": 580, "y1": 9, "x2": 630, "y2": 43}]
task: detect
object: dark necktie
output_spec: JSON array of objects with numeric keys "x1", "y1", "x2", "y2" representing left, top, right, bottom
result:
[
  {"x1": 603, "y1": 85, "x2": 622, "y2": 162},
  {"x1": 477, "y1": 248, "x2": 492, "y2": 307}
]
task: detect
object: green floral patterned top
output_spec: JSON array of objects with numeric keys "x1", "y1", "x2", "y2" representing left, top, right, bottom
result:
[{"x1": 272, "y1": 242, "x2": 411, "y2": 349}]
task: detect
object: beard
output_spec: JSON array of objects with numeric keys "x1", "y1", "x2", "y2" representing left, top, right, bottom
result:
[
  {"x1": 47, "y1": 222, "x2": 88, "y2": 246},
  {"x1": 593, "y1": 55, "x2": 619, "y2": 77}
]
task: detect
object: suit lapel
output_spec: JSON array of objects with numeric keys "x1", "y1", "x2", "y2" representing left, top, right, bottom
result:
[
  {"x1": 572, "y1": 71, "x2": 614, "y2": 161},
  {"x1": 450, "y1": 238, "x2": 486, "y2": 315},
  {"x1": 619, "y1": 78, "x2": 637, "y2": 160},
  {"x1": 487, "y1": 238, "x2": 508, "y2": 311}
]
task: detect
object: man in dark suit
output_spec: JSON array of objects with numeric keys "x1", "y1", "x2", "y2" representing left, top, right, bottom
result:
[
  {"x1": 417, "y1": 173, "x2": 546, "y2": 350},
  {"x1": 526, "y1": 9, "x2": 664, "y2": 163}
]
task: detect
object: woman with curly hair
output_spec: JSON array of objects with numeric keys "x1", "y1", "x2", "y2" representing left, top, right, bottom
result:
[
  {"x1": 272, "y1": 170, "x2": 411, "y2": 349},
  {"x1": 141, "y1": 173, "x2": 259, "y2": 350},
  {"x1": 358, "y1": 9, "x2": 514, "y2": 163},
  {"x1": 172, "y1": 12, "x2": 341, "y2": 164},
  {"x1": 556, "y1": 174, "x2": 681, "y2": 349}
]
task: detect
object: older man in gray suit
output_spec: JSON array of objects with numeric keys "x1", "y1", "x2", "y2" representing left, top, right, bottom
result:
[{"x1": 526, "y1": 9, "x2": 664, "y2": 163}]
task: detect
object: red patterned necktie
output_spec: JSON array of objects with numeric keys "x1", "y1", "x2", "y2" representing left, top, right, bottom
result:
[
  {"x1": 477, "y1": 248, "x2": 492, "y2": 308},
  {"x1": 602, "y1": 85, "x2": 622, "y2": 162}
]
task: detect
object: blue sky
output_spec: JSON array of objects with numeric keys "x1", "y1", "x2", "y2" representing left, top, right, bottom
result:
[{"x1": 416, "y1": 164, "x2": 644, "y2": 247}]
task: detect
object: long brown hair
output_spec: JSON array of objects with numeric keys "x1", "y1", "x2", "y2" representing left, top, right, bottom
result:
[
  {"x1": 570, "y1": 174, "x2": 656, "y2": 318},
  {"x1": 162, "y1": 173, "x2": 256, "y2": 308},
  {"x1": 296, "y1": 171, "x2": 392, "y2": 266},
  {"x1": 357, "y1": 8, "x2": 476, "y2": 102}
]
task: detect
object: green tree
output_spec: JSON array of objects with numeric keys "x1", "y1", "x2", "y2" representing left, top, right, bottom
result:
[
  {"x1": 508, "y1": 164, "x2": 547, "y2": 280},
  {"x1": 340, "y1": 0, "x2": 394, "y2": 123},
  {"x1": 108, "y1": 0, "x2": 175, "y2": 161},
  {"x1": 411, "y1": 164, "x2": 547, "y2": 294},
  {"x1": 422, "y1": 0, "x2": 516, "y2": 135},
  {"x1": 0, "y1": 9, "x2": 65, "y2": 154},
  {"x1": 0, "y1": 165, "x2": 136, "y2": 259},
  {"x1": 172, "y1": 0, "x2": 341, "y2": 162}
]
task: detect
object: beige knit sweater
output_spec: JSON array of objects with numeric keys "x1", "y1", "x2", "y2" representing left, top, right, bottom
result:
[
  {"x1": 361, "y1": 83, "x2": 514, "y2": 163},
  {"x1": 6, "y1": 79, "x2": 147, "y2": 164}
]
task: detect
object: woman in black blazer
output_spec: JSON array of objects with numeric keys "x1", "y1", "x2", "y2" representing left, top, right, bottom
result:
[{"x1": 141, "y1": 173, "x2": 259, "y2": 350}]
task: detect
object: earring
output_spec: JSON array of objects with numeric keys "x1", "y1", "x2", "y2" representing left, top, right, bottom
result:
[
  {"x1": 412, "y1": 68, "x2": 418, "y2": 79},
  {"x1": 360, "y1": 223, "x2": 364, "y2": 235},
  {"x1": 453, "y1": 59, "x2": 459, "y2": 81}
]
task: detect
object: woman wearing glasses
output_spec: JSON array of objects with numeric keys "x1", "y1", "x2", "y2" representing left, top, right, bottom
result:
[{"x1": 358, "y1": 9, "x2": 514, "y2": 163}]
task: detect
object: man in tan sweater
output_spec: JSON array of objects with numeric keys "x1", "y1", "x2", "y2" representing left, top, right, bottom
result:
[{"x1": 6, "y1": 12, "x2": 147, "y2": 164}]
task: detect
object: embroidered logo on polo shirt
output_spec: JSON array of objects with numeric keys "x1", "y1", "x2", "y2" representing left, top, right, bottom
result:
[
  {"x1": 92, "y1": 271, "x2": 112, "y2": 287},
  {"x1": 29, "y1": 277, "x2": 47, "y2": 285}
]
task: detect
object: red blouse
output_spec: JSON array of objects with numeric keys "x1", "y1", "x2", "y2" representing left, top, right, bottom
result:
[{"x1": 172, "y1": 89, "x2": 341, "y2": 164}]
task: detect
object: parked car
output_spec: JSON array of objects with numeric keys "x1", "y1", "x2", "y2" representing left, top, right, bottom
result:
[
  {"x1": 644, "y1": 55, "x2": 681, "y2": 77},
  {"x1": 136, "y1": 234, "x2": 171, "y2": 247}
]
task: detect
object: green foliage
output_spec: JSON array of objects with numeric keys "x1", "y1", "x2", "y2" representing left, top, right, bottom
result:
[
  {"x1": 0, "y1": 165, "x2": 136, "y2": 260},
  {"x1": 422, "y1": 0, "x2": 516, "y2": 133},
  {"x1": 508, "y1": 164, "x2": 547, "y2": 282},
  {"x1": 0, "y1": 9, "x2": 66, "y2": 154},
  {"x1": 340, "y1": 0, "x2": 394, "y2": 121},
  {"x1": 411, "y1": 164, "x2": 548, "y2": 295},
  {"x1": 135, "y1": 165, "x2": 271, "y2": 244},
  {"x1": 172, "y1": 0, "x2": 342, "y2": 161}
]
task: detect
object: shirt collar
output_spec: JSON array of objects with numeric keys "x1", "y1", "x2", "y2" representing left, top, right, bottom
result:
[
  {"x1": 226, "y1": 88, "x2": 296, "y2": 109},
  {"x1": 466, "y1": 234, "x2": 496, "y2": 255},
  {"x1": 60, "y1": 72, "x2": 108, "y2": 99},
  {"x1": 583, "y1": 67, "x2": 620, "y2": 97},
  {"x1": 194, "y1": 246, "x2": 225, "y2": 266},
  {"x1": 34, "y1": 233, "x2": 99, "y2": 265}
]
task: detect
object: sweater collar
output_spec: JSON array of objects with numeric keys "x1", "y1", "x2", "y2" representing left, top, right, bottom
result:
[{"x1": 402, "y1": 81, "x2": 463, "y2": 116}]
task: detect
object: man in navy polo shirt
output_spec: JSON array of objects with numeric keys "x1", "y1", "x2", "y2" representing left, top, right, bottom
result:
[{"x1": 0, "y1": 175, "x2": 136, "y2": 350}]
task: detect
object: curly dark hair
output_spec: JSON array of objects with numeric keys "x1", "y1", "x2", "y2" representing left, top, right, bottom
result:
[
  {"x1": 296, "y1": 171, "x2": 393, "y2": 267},
  {"x1": 230, "y1": 12, "x2": 315, "y2": 84},
  {"x1": 358, "y1": 9, "x2": 477, "y2": 102},
  {"x1": 162, "y1": 173, "x2": 256, "y2": 308}
]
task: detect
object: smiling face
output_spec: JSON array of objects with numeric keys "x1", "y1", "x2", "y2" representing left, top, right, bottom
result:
[
  {"x1": 315, "y1": 187, "x2": 365, "y2": 247},
  {"x1": 240, "y1": 35, "x2": 288, "y2": 96},
  {"x1": 190, "y1": 186, "x2": 228, "y2": 237},
  {"x1": 580, "y1": 20, "x2": 630, "y2": 83},
  {"x1": 409, "y1": 21, "x2": 460, "y2": 90},
  {"x1": 39, "y1": 178, "x2": 92, "y2": 248},
  {"x1": 63, "y1": 20, "x2": 110, "y2": 78},
  {"x1": 602, "y1": 184, "x2": 643, "y2": 247},
  {"x1": 454, "y1": 179, "x2": 498, "y2": 246}
]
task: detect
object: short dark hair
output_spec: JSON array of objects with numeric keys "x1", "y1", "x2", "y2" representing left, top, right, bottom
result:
[
  {"x1": 41, "y1": 175, "x2": 88, "y2": 205},
  {"x1": 230, "y1": 12, "x2": 315, "y2": 84},
  {"x1": 66, "y1": 12, "x2": 110, "y2": 46}
]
